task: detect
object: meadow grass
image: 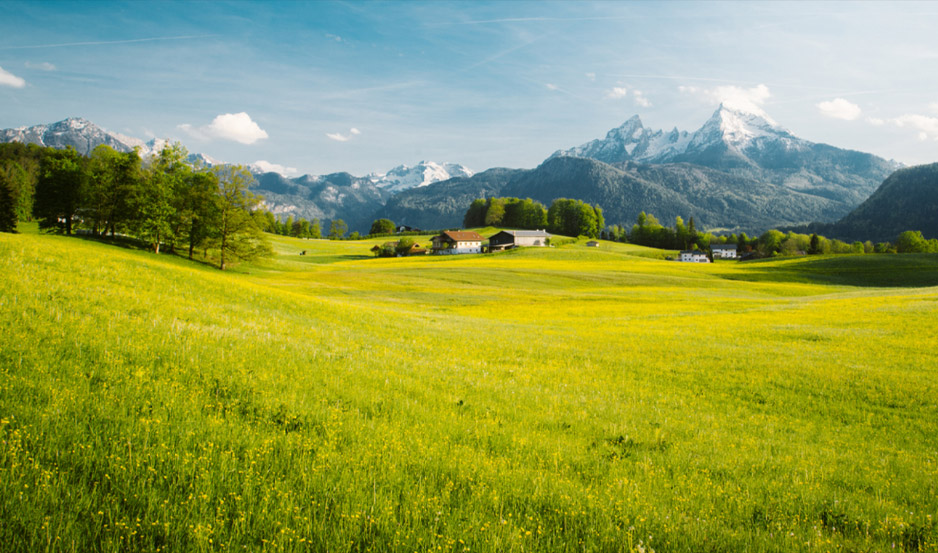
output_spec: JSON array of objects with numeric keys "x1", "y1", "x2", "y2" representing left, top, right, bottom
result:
[{"x1": 1, "y1": 229, "x2": 936, "y2": 552}]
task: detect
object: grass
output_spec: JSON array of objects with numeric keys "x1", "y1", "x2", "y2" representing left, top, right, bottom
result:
[{"x1": 1, "y1": 227, "x2": 936, "y2": 552}]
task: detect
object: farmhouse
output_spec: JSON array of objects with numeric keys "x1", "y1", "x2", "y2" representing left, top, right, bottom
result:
[
  {"x1": 586, "y1": 240, "x2": 600, "y2": 247},
  {"x1": 430, "y1": 231, "x2": 484, "y2": 255},
  {"x1": 679, "y1": 250, "x2": 710, "y2": 263},
  {"x1": 488, "y1": 229, "x2": 553, "y2": 251},
  {"x1": 711, "y1": 244, "x2": 737, "y2": 259}
]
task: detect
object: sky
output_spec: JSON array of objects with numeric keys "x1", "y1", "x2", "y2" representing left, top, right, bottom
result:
[{"x1": 1, "y1": 0, "x2": 937, "y2": 177}]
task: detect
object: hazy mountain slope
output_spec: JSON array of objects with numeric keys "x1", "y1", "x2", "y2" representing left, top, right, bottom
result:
[
  {"x1": 375, "y1": 168, "x2": 524, "y2": 229},
  {"x1": 819, "y1": 163, "x2": 938, "y2": 241},
  {"x1": 252, "y1": 172, "x2": 391, "y2": 233}
]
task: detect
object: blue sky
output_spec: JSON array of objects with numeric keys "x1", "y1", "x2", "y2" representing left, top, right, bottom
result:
[{"x1": 2, "y1": 0, "x2": 937, "y2": 176}]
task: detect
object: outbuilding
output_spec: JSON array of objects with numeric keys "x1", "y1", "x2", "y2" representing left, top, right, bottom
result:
[{"x1": 488, "y1": 229, "x2": 553, "y2": 251}]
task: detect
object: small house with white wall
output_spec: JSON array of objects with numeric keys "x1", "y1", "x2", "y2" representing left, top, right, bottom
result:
[
  {"x1": 431, "y1": 231, "x2": 484, "y2": 255},
  {"x1": 678, "y1": 250, "x2": 710, "y2": 263},
  {"x1": 711, "y1": 244, "x2": 737, "y2": 259}
]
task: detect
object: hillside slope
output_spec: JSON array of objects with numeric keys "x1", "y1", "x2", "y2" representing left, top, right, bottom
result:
[{"x1": 821, "y1": 162, "x2": 938, "y2": 241}]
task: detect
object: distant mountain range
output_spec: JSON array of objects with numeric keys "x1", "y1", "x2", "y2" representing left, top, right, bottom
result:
[
  {"x1": 1, "y1": 109, "x2": 910, "y2": 234},
  {"x1": 385, "y1": 106, "x2": 901, "y2": 232}
]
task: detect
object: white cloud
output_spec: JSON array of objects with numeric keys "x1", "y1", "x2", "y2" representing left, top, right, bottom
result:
[
  {"x1": 633, "y1": 90, "x2": 651, "y2": 108},
  {"x1": 585, "y1": 72, "x2": 596, "y2": 81},
  {"x1": 545, "y1": 83, "x2": 559, "y2": 91},
  {"x1": 326, "y1": 128, "x2": 361, "y2": 142},
  {"x1": 25, "y1": 61, "x2": 56, "y2": 71},
  {"x1": 817, "y1": 98, "x2": 862, "y2": 121},
  {"x1": 0, "y1": 66, "x2": 26, "y2": 88},
  {"x1": 867, "y1": 117, "x2": 885, "y2": 126},
  {"x1": 178, "y1": 112, "x2": 268, "y2": 144},
  {"x1": 604, "y1": 87, "x2": 627, "y2": 99},
  {"x1": 680, "y1": 83, "x2": 773, "y2": 119},
  {"x1": 891, "y1": 114, "x2": 938, "y2": 141},
  {"x1": 252, "y1": 160, "x2": 299, "y2": 177},
  {"x1": 326, "y1": 33, "x2": 343, "y2": 42}
]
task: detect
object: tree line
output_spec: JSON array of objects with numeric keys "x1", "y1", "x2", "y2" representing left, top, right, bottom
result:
[
  {"x1": 607, "y1": 211, "x2": 938, "y2": 256},
  {"x1": 0, "y1": 142, "x2": 271, "y2": 270},
  {"x1": 463, "y1": 197, "x2": 604, "y2": 238}
]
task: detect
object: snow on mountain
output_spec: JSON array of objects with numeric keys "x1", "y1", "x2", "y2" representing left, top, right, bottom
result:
[
  {"x1": 369, "y1": 161, "x2": 474, "y2": 193},
  {"x1": 555, "y1": 104, "x2": 812, "y2": 165},
  {"x1": 0, "y1": 117, "x2": 220, "y2": 165}
]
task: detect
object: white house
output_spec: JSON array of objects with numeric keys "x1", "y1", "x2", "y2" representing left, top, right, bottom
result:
[
  {"x1": 711, "y1": 244, "x2": 738, "y2": 259},
  {"x1": 431, "y1": 231, "x2": 484, "y2": 255},
  {"x1": 678, "y1": 250, "x2": 710, "y2": 263}
]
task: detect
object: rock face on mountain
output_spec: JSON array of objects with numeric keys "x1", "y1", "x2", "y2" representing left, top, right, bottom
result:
[{"x1": 816, "y1": 163, "x2": 938, "y2": 242}]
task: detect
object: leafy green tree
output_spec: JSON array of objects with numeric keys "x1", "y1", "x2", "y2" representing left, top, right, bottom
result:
[
  {"x1": 369, "y1": 218, "x2": 396, "y2": 235},
  {"x1": 484, "y1": 198, "x2": 506, "y2": 226},
  {"x1": 895, "y1": 230, "x2": 930, "y2": 253},
  {"x1": 808, "y1": 233, "x2": 821, "y2": 255},
  {"x1": 328, "y1": 219, "x2": 347, "y2": 240},
  {"x1": 0, "y1": 161, "x2": 28, "y2": 233},
  {"x1": 212, "y1": 165, "x2": 271, "y2": 270},
  {"x1": 395, "y1": 236, "x2": 416, "y2": 256},
  {"x1": 34, "y1": 147, "x2": 86, "y2": 234},
  {"x1": 349, "y1": 231, "x2": 361, "y2": 240},
  {"x1": 296, "y1": 218, "x2": 311, "y2": 238},
  {"x1": 309, "y1": 218, "x2": 321, "y2": 239},
  {"x1": 463, "y1": 199, "x2": 486, "y2": 228}
]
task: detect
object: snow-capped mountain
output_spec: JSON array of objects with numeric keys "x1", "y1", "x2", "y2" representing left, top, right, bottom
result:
[
  {"x1": 0, "y1": 117, "x2": 141, "y2": 157},
  {"x1": 369, "y1": 161, "x2": 474, "y2": 193},
  {"x1": 554, "y1": 105, "x2": 812, "y2": 166},
  {"x1": 0, "y1": 117, "x2": 220, "y2": 165},
  {"x1": 556, "y1": 114, "x2": 692, "y2": 164}
]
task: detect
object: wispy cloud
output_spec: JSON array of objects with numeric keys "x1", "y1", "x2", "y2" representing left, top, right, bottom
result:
[
  {"x1": 0, "y1": 66, "x2": 26, "y2": 88},
  {"x1": 326, "y1": 128, "x2": 361, "y2": 142},
  {"x1": 585, "y1": 72, "x2": 596, "y2": 81},
  {"x1": 0, "y1": 34, "x2": 215, "y2": 50},
  {"x1": 604, "y1": 87, "x2": 627, "y2": 100},
  {"x1": 680, "y1": 83, "x2": 773, "y2": 119},
  {"x1": 25, "y1": 61, "x2": 56, "y2": 71},
  {"x1": 633, "y1": 90, "x2": 651, "y2": 108},
  {"x1": 179, "y1": 112, "x2": 268, "y2": 145},
  {"x1": 252, "y1": 160, "x2": 299, "y2": 177},
  {"x1": 891, "y1": 114, "x2": 938, "y2": 141},
  {"x1": 545, "y1": 83, "x2": 559, "y2": 91},
  {"x1": 817, "y1": 98, "x2": 862, "y2": 121}
]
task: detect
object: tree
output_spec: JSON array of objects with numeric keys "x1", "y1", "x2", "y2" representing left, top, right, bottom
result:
[
  {"x1": 808, "y1": 233, "x2": 821, "y2": 255},
  {"x1": 212, "y1": 165, "x2": 271, "y2": 270},
  {"x1": 309, "y1": 218, "x2": 321, "y2": 239},
  {"x1": 463, "y1": 199, "x2": 487, "y2": 228},
  {"x1": 328, "y1": 219, "x2": 347, "y2": 240},
  {"x1": 134, "y1": 153, "x2": 175, "y2": 253},
  {"x1": 0, "y1": 161, "x2": 28, "y2": 232},
  {"x1": 895, "y1": 230, "x2": 930, "y2": 253},
  {"x1": 369, "y1": 218, "x2": 396, "y2": 236},
  {"x1": 34, "y1": 147, "x2": 86, "y2": 234},
  {"x1": 395, "y1": 236, "x2": 416, "y2": 256}
]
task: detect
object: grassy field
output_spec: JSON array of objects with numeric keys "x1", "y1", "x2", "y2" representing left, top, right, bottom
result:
[{"x1": 1, "y1": 226, "x2": 936, "y2": 552}]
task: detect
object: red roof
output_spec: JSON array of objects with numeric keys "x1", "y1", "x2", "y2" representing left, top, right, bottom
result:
[{"x1": 439, "y1": 231, "x2": 484, "y2": 241}]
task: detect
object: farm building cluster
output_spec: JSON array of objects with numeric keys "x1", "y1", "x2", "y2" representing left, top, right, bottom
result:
[
  {"x1": 370, "y1": 229, "x2": 740, "y2": 261},
  {"x1": 371, "y1": 229, "x2": 553, "y2": 257}
]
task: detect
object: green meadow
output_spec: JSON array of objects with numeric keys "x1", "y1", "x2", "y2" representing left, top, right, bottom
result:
[{"x1": 1, "y1": 226, "x2": 936, "y2": 552}]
